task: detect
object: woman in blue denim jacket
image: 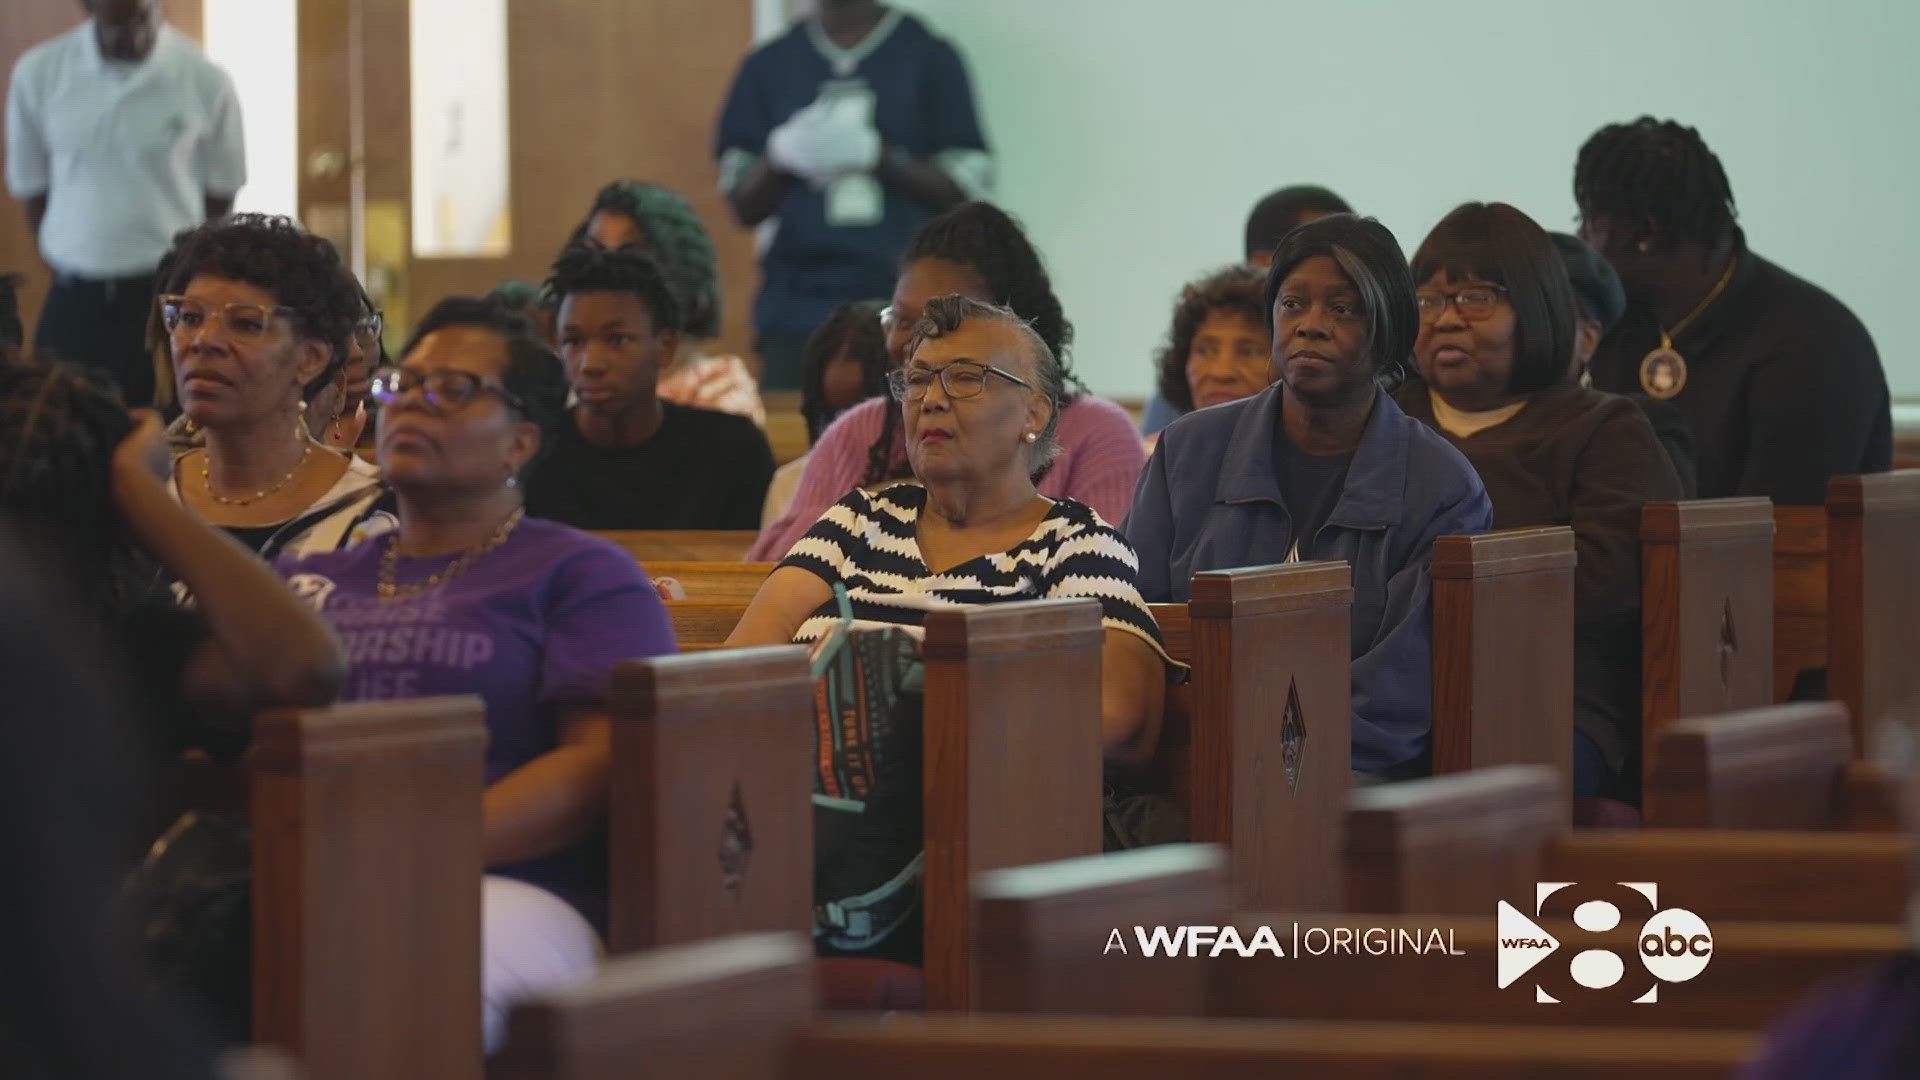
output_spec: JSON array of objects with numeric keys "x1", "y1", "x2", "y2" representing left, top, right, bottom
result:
[{"x1": 1125, "y1": 215, "x2": 1491, "y2": 780}]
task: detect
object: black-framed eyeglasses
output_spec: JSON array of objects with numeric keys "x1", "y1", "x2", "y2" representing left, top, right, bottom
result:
[
  {"x1": 368, "y1": 367, "x2": 529, "y2": 416},
  {"x1": 1415, "y1": 284, "x2": 1509, "y2": 322},
  {"x1": 886, "y1": 359, "x2": 1032, "y2": 402},
  {"x1": 159, "y1": 295, "x2": 296, "y2": 342}
]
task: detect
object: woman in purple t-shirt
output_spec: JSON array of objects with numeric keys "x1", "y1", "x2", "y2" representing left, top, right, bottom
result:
[{"x1": 281, "y1": 297, "x2": 676, "y2": 1052}]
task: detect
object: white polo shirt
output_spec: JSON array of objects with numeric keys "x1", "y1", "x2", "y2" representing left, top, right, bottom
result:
[{"x1": 5, "y1": 21, "x2": 245, "y2": 278}]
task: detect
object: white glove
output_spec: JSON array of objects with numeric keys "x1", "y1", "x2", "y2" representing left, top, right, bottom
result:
[{"x1": 767, "y1": 99, "x2": 880, "y2": 188}]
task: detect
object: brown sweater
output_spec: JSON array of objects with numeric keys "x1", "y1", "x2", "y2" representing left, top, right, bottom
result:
[{"x1": 1396, "y1": 380, "x2": 1684, "y2": 779}]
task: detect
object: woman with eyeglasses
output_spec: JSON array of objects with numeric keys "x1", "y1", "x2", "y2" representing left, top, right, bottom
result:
[
  {"x1": 158, "y1": 215, "x2": 390, "y2": 559},
  {"x1": 1393, "y1": 202, "x2": 1682, "y2": 807},
  {"x1": 729, "y1": 294, "x2": 1175, "y2": 764},
  {"x1": 279, "y1": 297, "x2": 677, "y2": 1052},
  {"x1": 747, "y1": 201, "x2": 1145, "y2": 561}
]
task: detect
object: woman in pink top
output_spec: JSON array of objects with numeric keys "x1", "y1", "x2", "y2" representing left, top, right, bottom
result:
[{"x1": 749, "y1": 201, "x2": 1144, "y2": 560}]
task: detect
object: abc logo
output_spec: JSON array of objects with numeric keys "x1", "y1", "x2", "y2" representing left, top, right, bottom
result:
[{"x1": 1639, "y1": 907, "x2": 1713, "y2": 983}]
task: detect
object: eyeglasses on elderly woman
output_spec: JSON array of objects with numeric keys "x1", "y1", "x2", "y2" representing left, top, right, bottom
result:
[{"x1": 885, "y1": 359, "x2": 1032, "y2": 403}]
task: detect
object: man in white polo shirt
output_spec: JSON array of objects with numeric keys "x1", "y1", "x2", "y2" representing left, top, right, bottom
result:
[{"x1": 6, "y1": 0, "x2": 245, "y2": 405}]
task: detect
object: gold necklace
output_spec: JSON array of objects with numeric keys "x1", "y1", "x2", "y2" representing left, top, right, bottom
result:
[
  {"x1": 377, "y1": 508, "x2": 525, "y2": 602},
  {"x1": 201, "y1": 440, "x2": 314, "y2": 506},
  {"x1": 1638, "y1": 255, "x2": 1738, "y2": 401}
]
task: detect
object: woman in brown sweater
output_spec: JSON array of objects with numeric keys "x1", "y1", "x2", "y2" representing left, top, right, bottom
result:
[{"x1": 1395, "y1": 202, "x2": 1682, "y2": 804}]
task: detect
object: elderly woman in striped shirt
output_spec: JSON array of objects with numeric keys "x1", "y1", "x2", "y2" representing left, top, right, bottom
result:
[{"x1": 727, "y1": 294, "x2": 1174, "y2": 767}]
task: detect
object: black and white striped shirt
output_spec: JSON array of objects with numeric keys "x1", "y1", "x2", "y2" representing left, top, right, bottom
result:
[{"x1": 782, "y1": 485, "x2": 1177, "y2": 670}]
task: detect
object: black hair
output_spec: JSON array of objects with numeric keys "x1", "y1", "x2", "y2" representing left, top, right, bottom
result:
[
  {"x1": 1244, "y1": 185, "x2": 1353, "y2": 260},
  {"x1": 161, "y1": 214, "x2": 362, "y2": 401},
  {"x1": 800, "y1": 300, "x2": 890, "y2": 444},
  {"x1": 1574, "y1": 116, "x2": 1741, "y2": 250},
  {"x1": 1264, "y1": 213, "x2": 1417, "y2": 381},
  {"x1": 566, "y1": 180, "x2": 720, "y2": 338},
  {"x1": 1411, "y1": 202, "x2": 1578, "y2": 396},
  {"x1": 398, "y1": 298, "x2": 570, "y2": 477},
  {"x1": 904, "y1": 295, "x2": 1065, "y2": 478},
  {"x1": 1548, "y1": 231, "x2": 1627, "y2": 331},
  {"x1": 865, "y1": 201, "x2": 1077, "y2": 485},
  {"x1": 0, "y1": 273, "x2": 23, "y2": 358},
  {"x1": 544, "y1": 243, "x2": 683, "y2": 339},
  {"x1": 0, "y1": 361, "x2": 147, "y2": 608},
  {"x1": 1155, "y1": 264, "x2": 1269, "y2": 414}
]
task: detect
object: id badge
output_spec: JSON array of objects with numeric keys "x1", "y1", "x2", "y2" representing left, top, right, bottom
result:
[{"x1": 827, "y1": 174, "x2": 883, "y2": 226}]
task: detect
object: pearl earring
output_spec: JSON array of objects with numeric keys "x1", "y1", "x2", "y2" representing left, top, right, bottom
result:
[
  {"x1": 1022, "y1": 431, "x2": 1037, "y2": 444},
  {"x1": 1637, "y1": 240, "x2": 1653, "y2": 254}
]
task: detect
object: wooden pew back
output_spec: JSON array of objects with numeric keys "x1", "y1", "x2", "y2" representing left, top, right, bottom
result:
[
  {"x1": 1645, "y1": 702, "x2": 1856, "y2": 828},
  {"x1": 1347, "y1": 765, "x2": 1911, "y2": 924},
  {"x1": 250, "y1": 696, "x2": 487, "y2": 1080},
  {"x1": 1177, "y1": 562, "x2": 1352, "y2": 912},
  {"x1": 596, "y1": 530, "x2": 759, "y2": 564},
  {"x1": 1771, "y1": 504, "x2": 1827, "y2": 702},
  {"x1": 1826, "y1": 470, "x2": 1920, "y2": 749},
  {"x1": 665, "y1": 600, "x2": 748, "y2": 649},
  {"x1": 644, "y1": 561, "x2": 776, "y2": 603},
  {"x1": 606, "y1": 647, "x2": 815, "y2": 953},
  {"x1": 503, "y1": 934, "x2": 1757, "y2": 1079},
  {"x1": 1640, "y1": 499, "x2": 1776, "y2": 778},
  {"x1": 921, "y1": 598, "x2": 1106, "y2": 1011},
  {"x1": 1430, "y1": 528, "x2": 1576, "y2": 791}
]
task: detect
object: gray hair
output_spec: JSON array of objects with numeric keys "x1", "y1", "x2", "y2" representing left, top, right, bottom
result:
[{"x1": 904, "y1": 294, "x2": 1064, "y2": 477}]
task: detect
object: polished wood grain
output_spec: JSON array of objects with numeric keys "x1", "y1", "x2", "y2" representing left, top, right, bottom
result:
[
  {"x1": 971, "y1": 845, "x2": 1228, "y2": 1016},
  {"x1": 1770, "y1": 504, "x2": 1827, "y2": 702},
  {"x1": 598, "y1": 530, "x2": 761, "y2": 564},
  {"x1": 1343, "y1": 766, "x2": 1565, "y2": 916},
  {"x1": 1182, "y1": 563, "x2": 1352, "y2": 912},
  {"x1": 249, "y1": 696, "x2": 486, "y2": 1080},
  {"x1": 1430, "y1": 528, "x2": 1576, "y2": 794},
  {"x1": 606, "y1": 647, "x2": 815, "y2": 954},
  {"x1": 921, "y1": 598, "x2": 1106, "y2": 1011},
  {"x1": 640, "y1": 561, "x2": 777, "y2": 603},
  {"x1": 1825, "y1": 470, "x2": 1920, "y2": 751},
  {"x1": 1644, "y1": 702, "x2": 1860, "y2": 828},
  {"x1": 665, "y1": 599, "x2": 750, "y2": 649},
  {"x1": 1640, "y1": 499, "x2": 1776, "y2": 789}
]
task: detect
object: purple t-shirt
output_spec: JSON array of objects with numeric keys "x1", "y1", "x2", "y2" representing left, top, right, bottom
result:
[{"x1": 280, "y1": 517, "x2": 676, "y2": 925}]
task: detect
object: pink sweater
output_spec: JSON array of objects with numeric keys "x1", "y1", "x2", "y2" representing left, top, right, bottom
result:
[{"x1": 747, "y1": 393, "x2": 1148, "y2": 560}]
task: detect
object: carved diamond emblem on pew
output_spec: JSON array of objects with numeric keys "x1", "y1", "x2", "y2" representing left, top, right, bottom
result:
[
  {"x1": 1281, "y1": 678, "x2": 1307, "y2": 795},
  {"x1": 1718, "y1": 598, "x2": 1739, "y2": 692},
  {"x1": 719, "y1": 781, "x2": 753, "y2": 901}
]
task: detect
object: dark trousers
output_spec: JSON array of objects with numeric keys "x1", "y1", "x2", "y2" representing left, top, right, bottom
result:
[{"x1": 35, "y1": 272, "x2": 160, "y2": 406}]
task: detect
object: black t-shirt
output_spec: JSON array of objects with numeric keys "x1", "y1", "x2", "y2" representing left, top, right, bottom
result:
[
  {"x1": 525, "y1": 402, "x2": 777, "y2": 530},
  {"x1": 1271, "y1": 425, "x2": 1354, "y2": 560}
]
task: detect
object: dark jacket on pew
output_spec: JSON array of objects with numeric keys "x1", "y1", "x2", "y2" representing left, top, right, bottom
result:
[
  {"x1": 1587, "y1": 252, "x2": 1890, "y2": 505},
  {"x1": 1125, "y1": 384, "x2": 1492, "y2": 776},
  {"x1": 1396, "y1": 379, "x2": 1684, "y2": 778}
]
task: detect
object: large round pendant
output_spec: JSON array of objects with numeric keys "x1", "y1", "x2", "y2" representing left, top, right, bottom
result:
[{"x1": 1639, "y1": 346, "x2": 1688, "y2": 400}]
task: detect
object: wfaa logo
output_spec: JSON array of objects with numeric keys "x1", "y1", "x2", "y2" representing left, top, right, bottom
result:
[{"x1": 1497, "y1": 882, "x2": 1711, "y2": 1003}]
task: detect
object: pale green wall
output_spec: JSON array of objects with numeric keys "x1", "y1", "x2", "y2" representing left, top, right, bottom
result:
[{"x1": 893, "y1": 0, "x2": 1917, "y2": 400}]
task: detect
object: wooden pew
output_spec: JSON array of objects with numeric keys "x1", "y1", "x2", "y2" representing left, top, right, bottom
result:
[
  {"x1": 1640, "y1": 498, "x2": 1776, "y2": 782},
  {"x1": 249, "y1": 696, "x2": 487, "y2": 1080},
  {"x1": 1770, "y1": 504, "x2": 1827, "y2": 703},
  {"x1": 603, "y1": 598, "x2": 1109, "y2": 1010},
  {"x1": 1148, "y1": 562, "x2": 1353, "y2": 912},
  {"x1": 1644, "y1": 701, "x2": 1900, "y2": 830},
  {"x1": 1826, "y1": 470, "x2": 1920, "y2": 749},
  {"x1": 498, "y1": 932, "x2": 1756, "y2": 1079},
  {"x1": 596, "y1": 530, "x2": 759, "y2": 564},
  {"x1": 643, "y1": 561, "x2": 775, "y2": 602},
  {"x1": 921, "y1": 598, "x2": 1106, "y2": 1010},
  {"x1": 605, "y1": 646, "x2": 815, "y2": 953},
  {"x1": 1430, "y1": 527, "x2": 1576, "y2": 789},
  {"x1": 971, "y1": 846, "x2": 1905, "y2": 1033},
  {"x1": 1345, "y1": 766, "x2": 1910, "y2": 924},
  {"x1": 665, "y1": 599, "x2": 748, "y2": 649}
]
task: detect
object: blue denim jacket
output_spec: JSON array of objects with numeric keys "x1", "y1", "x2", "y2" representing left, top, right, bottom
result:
[{"x1": 1123, "y1": 385, "x2": 1492, "y2": 774}]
